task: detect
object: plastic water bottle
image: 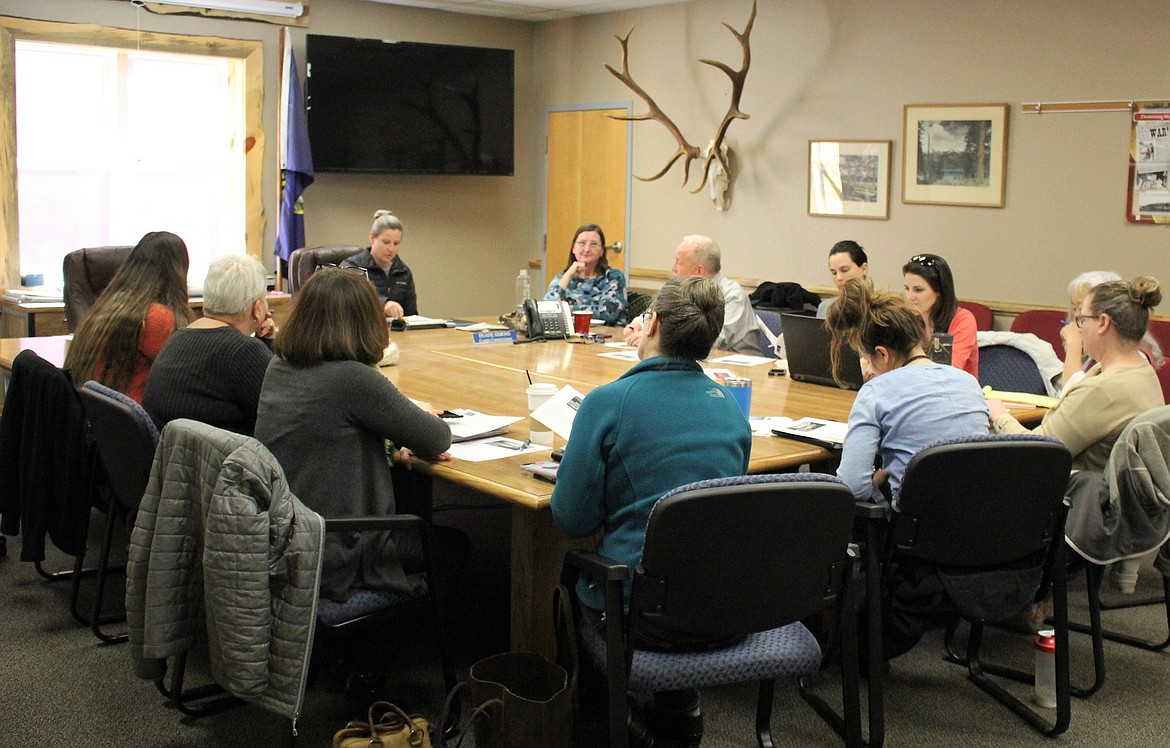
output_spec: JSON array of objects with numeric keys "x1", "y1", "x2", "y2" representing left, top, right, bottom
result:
[
  {"x1": 1033, "y1": 630, "x2": 1057, "y2": 708},
  {"x1": 515, "y1": 268, "x2": 531, "y2": 306}
]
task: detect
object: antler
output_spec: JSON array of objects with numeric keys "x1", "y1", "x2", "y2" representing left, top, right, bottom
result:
[
  {"x1": 691, "y1": 0, "x2": 756, "y2": 193},
  {"x1": 605, "y1": 31, "x2": 701, "y2": 187},
  {"x1": 604, "y1": 0, "x2": 756, "y2": 193}
]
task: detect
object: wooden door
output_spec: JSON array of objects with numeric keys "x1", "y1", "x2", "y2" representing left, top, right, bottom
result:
[{"x1": 544, "y1": 108, "x2": 629, "y2": 289}]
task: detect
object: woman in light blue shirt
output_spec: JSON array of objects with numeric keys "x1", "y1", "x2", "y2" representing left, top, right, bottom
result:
[{"x1": 826, "y1": 278, "x2": 988, "y2": 505}]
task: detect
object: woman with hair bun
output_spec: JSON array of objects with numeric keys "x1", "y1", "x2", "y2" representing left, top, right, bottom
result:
[
  {"x1": 341, "y1": 210, "x2": 417, "y2": 319},
  {"x1": 827, "y1": 278, "x2": 988, "y2": 505},
  {"x1": 902, "y1": 253, "x2": 978, "y2": 377},
  {"x1": 991, "y1": 276, "x2": 1165, "y2": 471}
]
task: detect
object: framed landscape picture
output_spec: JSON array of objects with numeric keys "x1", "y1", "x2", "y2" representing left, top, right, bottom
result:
[
  {"x1": 808, "y1": 140, "x2": 892, "y2": 219},
  {"x1": 902, "y1": 104, "x2": 1009, "y2": 207}
]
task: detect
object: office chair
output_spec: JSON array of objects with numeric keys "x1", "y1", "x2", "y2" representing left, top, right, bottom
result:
[
  {"x1": 563, "y1": 474, "x2": 862, "y2": 748},
  {"x1": 886, "y1": 434, "x2": 1073, "y2": 736},
  {"x1": 1062, "y1": 406, "x2": 1170, "y2": 698},
  {"x1": 0, "y1": 350, "x2": 105, "y2": 626},
  {"x1": 754, "y1": 308, "x2": 783, "y2": 358},
  {"x1": 1010, "y1": 310, "x2": 1066, "y2": 361},
  {"x1": 287, "y1": 245, "x2": 361, "y2": 293},
  {"x1": 77, "y1": 381, "x2": 160, "y2": 645},
  {"x1": 978, "y1": 344, "x2": 1049, "y2": 395},
  {"x1": 627, "y1": 291, "x2": 652, "y2": 321},
  {"x1": 62, "y1": 245, "x2": 134, "y2": 331},
  {"x1": 958, "y1": 300, "x2": 994, "y2": 331}
]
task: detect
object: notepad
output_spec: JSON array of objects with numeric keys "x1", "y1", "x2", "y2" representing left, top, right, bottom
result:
[{"x1": 772, "y1": 417, "x2": 849, "y2": 449}]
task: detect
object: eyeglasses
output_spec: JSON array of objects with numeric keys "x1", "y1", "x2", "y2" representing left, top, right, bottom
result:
[
  {"x1": 316, "y1": 263, "x2": 369, "y2": 279},
  {"x1": 574, "y1": 240, "x2": 602, "y2": 249},
  {"x1": 641, "y1": 311, "x2": 652, "y2": 326},
  {"x1": 1074, "y1": 314, "x2": 1100, "y2": 328},
  {"x1": 908, "y1": 254, "x2": 938, "y2": 268}
]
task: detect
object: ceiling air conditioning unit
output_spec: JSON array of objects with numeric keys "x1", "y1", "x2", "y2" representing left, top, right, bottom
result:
[{"x1": 136, "y1": 0, "x2": 305, "y2": 18}]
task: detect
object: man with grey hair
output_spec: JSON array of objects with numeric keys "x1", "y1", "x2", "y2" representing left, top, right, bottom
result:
[{"x1": 624, "y1": 234, "x2": 761, "y2": 355}]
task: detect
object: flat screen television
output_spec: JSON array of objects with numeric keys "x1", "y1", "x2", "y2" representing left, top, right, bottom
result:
[{"x1": 305, "y1": 35, "x2": 514, "y2": 175}]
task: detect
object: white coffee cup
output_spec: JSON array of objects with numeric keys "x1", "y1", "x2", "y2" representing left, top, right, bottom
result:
[{"x1": 526, "y1": 383, "x2": 558, "y2": 446}]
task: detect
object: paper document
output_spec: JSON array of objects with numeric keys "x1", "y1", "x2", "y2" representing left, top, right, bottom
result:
[
  {"x1": 395, "y1": 314, "x2": 449, "y2": 330},
  {"x1": 755, "y1": 315, "x2": 782, "y2": 357},
  {"x1": 441, "y1": 408, "x2": 523, "y2": 443},
  {"x1": 982, "y1": 387, "x2": 1059, "y2": 409},
  {"x1": 703, "y1": 368, "x2": 739, "y2": 384},
  {"x1": 456, "y1": 322, "x2": 509, "y2": 332},
  {"x1": 530, "y1": 385, "x2": 586, "y2": 440},
  {"x1": 749, "y1": 416, "x2": 795, "y2": 437},
  {"x1": 709, "y1": 353, "x2": 776, "y2": 367},
  {"x1": 448, "y1": 436, "x2": 546, "y2": 462},
  {"x1": 772, "y1": 417, "x2": 849, "y2": 449},
  {"x1": 597, "y1": 349, "x2": 640, "y2": 361},
  {"x1": 603, "y1": 341, "x2": 636, "y2": 349}
]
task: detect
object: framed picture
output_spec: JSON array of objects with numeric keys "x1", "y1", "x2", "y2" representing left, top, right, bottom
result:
[
  {"x1": 808, "y1": 140, "x2": 892, "y2": 219},
  {"x1": 902, "y1": 104, "x2": 1009, "y2": 207}
]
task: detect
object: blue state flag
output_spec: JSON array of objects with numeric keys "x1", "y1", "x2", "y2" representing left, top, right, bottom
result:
[{"x1": 275, "y1": 41, "x2": 314, "y2": 265}]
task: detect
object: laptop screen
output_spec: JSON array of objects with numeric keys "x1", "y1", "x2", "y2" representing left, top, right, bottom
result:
[{"x1": 780, "y1": 313, "x2": 865, "y2": 390}]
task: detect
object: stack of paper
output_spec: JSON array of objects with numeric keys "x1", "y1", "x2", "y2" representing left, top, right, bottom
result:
[{"x1": 443, "y1": 409, "x2": 523, "y2": 442}]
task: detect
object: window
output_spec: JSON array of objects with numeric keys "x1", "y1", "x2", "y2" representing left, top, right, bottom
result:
[
  {"x1": 0, "y1": 17, "x2": 264, "y2": 290},
  {"x1": 15, "y1": 40, "x2": 246, "y2": 288}
]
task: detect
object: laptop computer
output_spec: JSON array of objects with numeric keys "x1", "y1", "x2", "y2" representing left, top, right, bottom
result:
[{"x1": 780, "y1": 313, "x2": 865, "y2": 390}]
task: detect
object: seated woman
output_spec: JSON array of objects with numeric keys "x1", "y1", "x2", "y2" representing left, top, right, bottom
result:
[
  {"x1": 990, "y1": 276, "x2": 1164, "y2": 471},
  {"x1": 551, "y1": 275, "x2": 752, "y2": 748},
  {"x1": 341, "y1": 210, "x2": 418, "y2": 319},
  {"x1": 816, "y1": 240, "x2": 869, "y2": 318},
  {"x1": 828, "y1": 279, "x2": 989, "y2": 506},
  {"x1": 64, "y1": 231, "x2": 193, "y2": 404},
  {"x1": 143, "y1": 254, "x2": 275, "y2": 434},
  {"x1": 1061, "y1": 270, "x2": 1163, "y2": 391},
  {"x1": 543, "y1": 223, "x2": 628, "y2": 326},
  {"x1": 827, "y1": 279, "x2": 989, "y2": 660},
  {"x1": 902, "y1": 253, "x2": 978, "y2": 378},
  {"x1": 254, "y1": 268, "x2": 452, "y2": 603}
]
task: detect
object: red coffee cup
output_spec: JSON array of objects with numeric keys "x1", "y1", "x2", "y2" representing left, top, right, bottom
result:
[{"x1": 573, "y1": 310, "x2": 592, "y2": 335}]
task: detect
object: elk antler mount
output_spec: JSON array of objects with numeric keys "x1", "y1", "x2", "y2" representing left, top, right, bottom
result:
[{"x1": 605, "y1": 0, "x2": 756, "y2": 197}]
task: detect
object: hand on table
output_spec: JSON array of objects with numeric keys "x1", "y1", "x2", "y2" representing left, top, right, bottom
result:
[{"x1": 397, "y1": 447, "x2": 453, "y2": 469}]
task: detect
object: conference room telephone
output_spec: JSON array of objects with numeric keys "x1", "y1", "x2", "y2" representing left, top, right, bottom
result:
[{"x1": 522, "y1": 299, "x2": 573, "y2": 339}]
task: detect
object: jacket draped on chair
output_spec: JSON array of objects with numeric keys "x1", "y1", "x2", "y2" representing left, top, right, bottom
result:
[{"x1": 126, "y1": 419, "x2": 324, "y2": 720}]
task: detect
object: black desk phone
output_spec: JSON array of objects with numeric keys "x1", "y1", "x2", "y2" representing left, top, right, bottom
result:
[{"x1": 522, "y1": 299, "x2": 573, "y2": 339}]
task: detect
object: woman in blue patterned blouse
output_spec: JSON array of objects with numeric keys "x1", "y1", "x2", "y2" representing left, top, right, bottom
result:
[{"x1": 543, "y1": 223, "x2": 628, "y2": 326}]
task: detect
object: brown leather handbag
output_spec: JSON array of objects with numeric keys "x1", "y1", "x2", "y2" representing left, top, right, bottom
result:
[{"x1": 332, "y1": 701, "x2": 431, "y2": 748}]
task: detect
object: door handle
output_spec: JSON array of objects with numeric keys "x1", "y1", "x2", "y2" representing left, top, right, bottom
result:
[{"x1": 610, "y1": 241, "x2": 623, "y2": 254}]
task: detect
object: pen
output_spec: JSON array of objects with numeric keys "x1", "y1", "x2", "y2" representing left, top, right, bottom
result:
[
  {"x1": 439, "y1": 410, "x2": 463, "y2": 419},
  {"x1": 521, "y1": 439, "x2": 531, "y2": 449}
]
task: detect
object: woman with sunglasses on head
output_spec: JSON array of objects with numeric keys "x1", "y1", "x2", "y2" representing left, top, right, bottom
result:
[
  {"x1": 816, "y1": 240, "x2": 870, "y2": 318},
  {"x1": 990, "y1": 277, "x2": 1164, "y2": 471},
  {"x1": 902, "y1": 253, "x2": 978, "y2": 378},
  {"x1": 543, "y1": 223, "x2": 628, "y2": 326},
  {"x1": 341, "y1": 210, "x2": 417, "y2": 320},
  {"x1": 255, "y1": 268, "x2": 453, "y2": 605}
]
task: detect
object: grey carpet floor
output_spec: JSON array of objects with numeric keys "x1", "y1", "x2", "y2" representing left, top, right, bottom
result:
[{"x1": 1, "y1": 492, "x2": 1167, "y2": 747}]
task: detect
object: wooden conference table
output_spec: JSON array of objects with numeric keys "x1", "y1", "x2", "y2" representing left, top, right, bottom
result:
[{"x1": 0, "y1": 329, "x2": 1039, "y2": 658}]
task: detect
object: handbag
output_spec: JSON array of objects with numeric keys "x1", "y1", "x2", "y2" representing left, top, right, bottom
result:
[
  {"x1": 468, "y1": 650, "x2": 573, "y2": 748},
  {"x1": 332, "y1": 701, "x2": 431, "y2": 748}
]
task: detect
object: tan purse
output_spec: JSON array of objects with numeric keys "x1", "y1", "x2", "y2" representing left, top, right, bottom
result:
[{"x1": 332, "y1": 701, "x2": 431, "y2": 748}]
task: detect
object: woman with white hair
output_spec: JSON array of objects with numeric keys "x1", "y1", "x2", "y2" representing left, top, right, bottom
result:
[
  {"x1": 143, "y1": 254, "x2": 276, "y2": 434},
  {"x1": 1062, "y1": 271, "x2": 1163, "y2": 390}
]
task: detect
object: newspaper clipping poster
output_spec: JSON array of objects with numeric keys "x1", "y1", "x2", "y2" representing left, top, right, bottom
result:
[{"x1": 1129, "y1": 105, "x2": 1170, "y2": 223}]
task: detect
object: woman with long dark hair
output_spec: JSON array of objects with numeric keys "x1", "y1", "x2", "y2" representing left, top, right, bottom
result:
[
  {"x1": 902, "y1": 253, "x2": 978, "y2": 377},
  {"x1": 64, "y1": 231, "x2": 193, "y2": 403}
]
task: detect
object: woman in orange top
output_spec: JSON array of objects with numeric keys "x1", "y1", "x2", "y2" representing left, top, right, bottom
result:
[
  {"x1": 65, "y1": 231, "x2": 193, "y2": 403},
  {"x1": 902, "y1": 253, "x2": 979, "y2": 378}
]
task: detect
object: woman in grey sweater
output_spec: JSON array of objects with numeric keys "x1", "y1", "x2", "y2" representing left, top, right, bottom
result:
[{"x1": 254, "y1": 268, "x2": 452, "y2": 602}]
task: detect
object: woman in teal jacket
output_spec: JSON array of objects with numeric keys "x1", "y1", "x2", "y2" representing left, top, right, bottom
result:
[{"x1": 551, "y1": 275, "x2": 752, "y2": 748}]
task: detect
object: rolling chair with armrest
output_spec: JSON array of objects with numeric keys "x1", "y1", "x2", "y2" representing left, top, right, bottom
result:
[
  {"x1": 563, "y1": 473, "x2": 863, "y2": 748},
  {"x1": 287, "y1": 245, "x2": 362, "y2": 294},
  {"x1": 754, "y1": 308, "x2": 783, "y2": 358},
  {"x1": 77, "y1": 381, "x2": 160, "y2": 645},
  {"x1": 978, "y1": 344, "x2": 1049, "y2": 396},
  {"x1": 62, "y1": 245, "x2": 134, "y2": 331},
  {"x1": 957, "y1": 300, "x2": 994, "y2": 331},
  {"x1": 886, "y1": 434, "x2": 1073, "y2": 736}
]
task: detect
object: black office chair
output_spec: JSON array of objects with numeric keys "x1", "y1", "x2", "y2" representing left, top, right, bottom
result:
[
  {"x1": 886, "y1": 434, "x2": 1073, "y2": 737},
  {"x1": 1062, "y1": 405, "x2": 1170, "y2": 698},
  {"x1": 626, "y1": 291, "x2": 652, "y2": 322},
  {"x1": 563, "y1": 473, "x2": 862, "y2": 748},
  {"x1": 287, "y1": 245, "x2": 361, "y2": 293},
  {"x1": 78, "y1": 381, "x2": 160, "y2": 644},
  {"x1": 978, "y1": 344, "x2": 1049, "y2": 395}
]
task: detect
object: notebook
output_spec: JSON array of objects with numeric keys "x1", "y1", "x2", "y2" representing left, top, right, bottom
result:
[
  {"x1": 771, "y1": 417, "x2": 849, "y2": 449},
  {"x1": 780, "y1": 313, "x2": 865, "y2": 390}
]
